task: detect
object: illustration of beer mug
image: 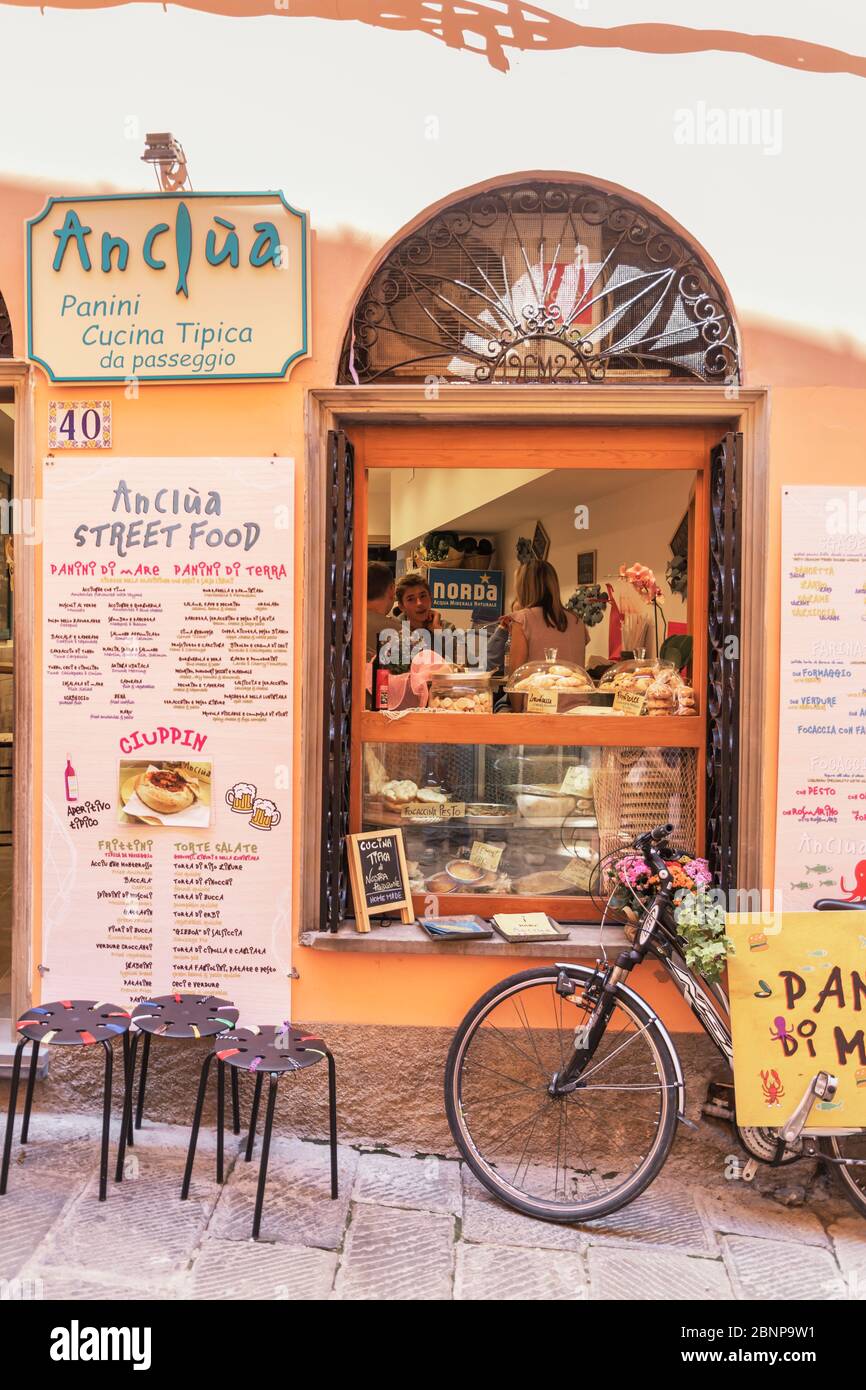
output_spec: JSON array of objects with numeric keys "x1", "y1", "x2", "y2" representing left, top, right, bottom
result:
[
  {"x1": 249, "y1": 797, "x2": 281, "y2": 831},
  {"x1": 226, "y1": 782, "x2": 256, "y2": 814}
]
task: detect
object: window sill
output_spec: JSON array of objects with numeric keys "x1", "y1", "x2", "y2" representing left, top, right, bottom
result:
[{"x1": 299, "y1": 919, "x2": 628, "y2": 957}]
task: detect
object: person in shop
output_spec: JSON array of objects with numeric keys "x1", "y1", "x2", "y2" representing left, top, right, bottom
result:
[
  {"x1": 366, "y1": 560, "x2": 397, "y2": 661},
  {"x1": 503, "y1": 557, "x2": 588, "y2": 670},
  {"x1": 392, "y1": 571, "x2": 457, "y2": 636}
]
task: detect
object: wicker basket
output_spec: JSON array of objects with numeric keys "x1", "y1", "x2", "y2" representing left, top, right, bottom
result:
[{"x1": 593, "y1": 746, "x2": 698, "y2": 862}]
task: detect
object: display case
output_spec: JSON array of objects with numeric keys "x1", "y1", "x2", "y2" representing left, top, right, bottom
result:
[
  {"x1": 362, "y1": 738, "x2": 698, "y2": 913},
  {"x1": 504, "y1": 651, "x2": 595, "y2": 713}
]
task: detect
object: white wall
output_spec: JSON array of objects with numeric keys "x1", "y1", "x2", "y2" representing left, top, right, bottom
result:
[{"x1": 497, "y1": 471, "x2": 693, "y2": 662}]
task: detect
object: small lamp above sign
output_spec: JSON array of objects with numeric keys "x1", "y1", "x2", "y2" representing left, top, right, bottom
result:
[{"x1": 141, "y1": 132, "x2": 191, "y2": 193}]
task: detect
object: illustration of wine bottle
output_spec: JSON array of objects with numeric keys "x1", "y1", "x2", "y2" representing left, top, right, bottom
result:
[{"x1": 64, "y1": 757, "x2": 79, "y2": 803}]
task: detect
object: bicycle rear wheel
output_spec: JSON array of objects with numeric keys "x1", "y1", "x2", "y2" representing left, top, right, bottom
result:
[{"x1": 445, "y1": 965, "x2": 681, "y2": 1223}]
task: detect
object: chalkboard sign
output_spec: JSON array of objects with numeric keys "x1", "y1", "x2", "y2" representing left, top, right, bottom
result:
[{"x1": 346, "y1": 829, "x2": 414, "y2": 933}]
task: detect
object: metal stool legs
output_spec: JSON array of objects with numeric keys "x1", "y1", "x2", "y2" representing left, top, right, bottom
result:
[
  {"x1": 0, "y1": 1037, "x2": 28, "y2": 1196},
  {"x1": 180, "y1": 1051, "x2": 215, "y2": 1200},
  {"x1": 230, "y1": 1067, "x2": 240, "y2": 1136},
  {"x1": 97, "y1": 1041, "x2": 113, "y2": 1202},
  {"x1": 134, "y1": 1031, "x2": 151, "y2": 1131},
  {"x1": 137, "y1": 1032, "x2": 239, "y2": 1135},
  {"x1": 3, "y1": 1036, "x2": 123, "y2": 1203},
  {"x1": 115, "y1": 1032, "x2": 139, "y2": 1184},
  {"x1": 252, "y1": 1074, "x2": 279, "y2": 1240},
  {"x1": 20, "y1": 1041, "x2": 40, "y2": 1145},
  {"x1": 244, "y1": 1072, "x2": 264, "y2": 1162}
]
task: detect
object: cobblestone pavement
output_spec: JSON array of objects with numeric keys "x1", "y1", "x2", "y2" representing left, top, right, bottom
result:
[{"x1": 1, "y1": 1114, "x2": 865, "y2": 1300}]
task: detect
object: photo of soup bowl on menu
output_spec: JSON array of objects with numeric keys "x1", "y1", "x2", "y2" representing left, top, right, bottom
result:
[{"x1": 118, "y1": 760, "x2": 212, "y2": 828}]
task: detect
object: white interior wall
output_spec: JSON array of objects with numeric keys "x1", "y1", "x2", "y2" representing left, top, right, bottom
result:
[{"x1": 497, "y1": 471, "x2": 693, "y2": 661}]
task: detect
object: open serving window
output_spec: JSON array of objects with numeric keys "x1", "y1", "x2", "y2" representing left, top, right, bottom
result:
[{"x1": 332, "y1": 420, "x2": 720, "y2": 928}]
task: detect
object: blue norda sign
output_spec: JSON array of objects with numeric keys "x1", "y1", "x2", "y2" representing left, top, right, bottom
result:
[{"x1": 430, "y1": 568, "x2": 504, "y2": 617}]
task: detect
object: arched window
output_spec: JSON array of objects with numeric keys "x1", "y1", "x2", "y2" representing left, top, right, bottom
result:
[{"x1": 339, "y1": 178, "x2": 740, "y2": 386}]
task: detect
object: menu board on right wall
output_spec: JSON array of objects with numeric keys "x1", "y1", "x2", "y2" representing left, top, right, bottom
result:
[{"x1": 776, "y1": 486, "x2": 866, "y2": 910}]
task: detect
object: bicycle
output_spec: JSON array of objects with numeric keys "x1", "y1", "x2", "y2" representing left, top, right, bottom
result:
[{"x1": 444, "y1": 823, "x2": 866, "y2": 1223}]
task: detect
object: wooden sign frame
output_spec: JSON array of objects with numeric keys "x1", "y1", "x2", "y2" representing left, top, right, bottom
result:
[{"x1": 346, "y1": 828, "x2": 414, "y2": 933}]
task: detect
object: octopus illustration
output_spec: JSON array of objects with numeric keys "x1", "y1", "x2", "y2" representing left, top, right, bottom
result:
[
  {"x1": 841, "y1": 861, "x2": 866, "y2": 902},
  {"x1": 769, "y1": 1016, "x2": 795, "y2": 1049},
  {"x1": 760, "y1": 1070, "x2": 785, "y2": 1107}
]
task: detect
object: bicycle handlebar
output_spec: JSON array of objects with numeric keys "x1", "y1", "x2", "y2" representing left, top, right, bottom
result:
[
  {"x1": 634, "y1": 823, "x2": 674, "y2": 851},
  {"x1": 633, "y1": 823, "x2": 675, "y2": 880}
]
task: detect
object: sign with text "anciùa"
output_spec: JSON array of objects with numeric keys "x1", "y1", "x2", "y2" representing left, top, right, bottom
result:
[{"x1": 27, "y1": 191, "x2": 309, "y2": 384}]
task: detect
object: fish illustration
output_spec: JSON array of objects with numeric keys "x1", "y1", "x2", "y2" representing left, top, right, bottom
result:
[
  {"x1": 806, "y1": 864, "x2": 832, "y2": 875},
  {"x1": 859, "y1": 936, "x2": 866, "y2": 950},
  {"x1": 820, "y1": 879, "x2": 835, "y2": 886},
  {"x1": 817, "y1": 1100, "x2": 842, "y2": 1111},
  {"x1": 802, "y1": 966, "x2": 815, "y2": 973},
  {"x1": 754, "y1": 980, "x2": 773, "y2": 999},
  {"x1": 808, "y1": 949, "x2": 829, "y2": 958},
  {"x1": 790, "y1": 881, "x2": 811, "y2": 891}
]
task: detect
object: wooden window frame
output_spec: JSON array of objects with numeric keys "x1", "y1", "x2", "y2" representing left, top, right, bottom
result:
[
  {"x1": 0, "y1": 360, "x2": 35, "y2": 1032},
  {"x1": 302, "y1": 386, "x2": 769, "y2": 936}
]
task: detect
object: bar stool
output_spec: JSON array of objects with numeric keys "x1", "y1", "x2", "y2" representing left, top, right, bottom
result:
[
  {"x1": 1, "y1": 1000, "x2": 132, "y2": 1202},
  {"x1": 129, "y1": 993, "x2": 241, "y2": 1137},
  {"x1": 181, "y1": 1024, "x2": 338, "y2": 1239}
]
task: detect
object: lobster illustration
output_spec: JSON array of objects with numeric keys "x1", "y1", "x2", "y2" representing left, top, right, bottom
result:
[{"x1": 760, "y1": 1069, "x2": 785, "y2": 1107}]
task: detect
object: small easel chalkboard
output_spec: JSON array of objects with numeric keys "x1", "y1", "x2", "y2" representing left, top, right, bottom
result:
[{"x1": 347, "y1": 829, "x2": 414, "y2": 933}]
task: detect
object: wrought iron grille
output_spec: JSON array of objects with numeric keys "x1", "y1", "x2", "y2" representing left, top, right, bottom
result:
[
  {"x1": 319, "y1": 430, "x2": 355, "y2": 932},
  {"x1": 339, "y1": 181, "x2": 740, "y2": 387},
  {"x1": 0, "y1": 291, "x2": 12, "y2": 358},
  {"x1": 706, "y1": 431, "x2": 742, "y2": 892}
]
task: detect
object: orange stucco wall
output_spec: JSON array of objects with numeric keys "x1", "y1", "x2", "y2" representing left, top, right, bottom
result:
[{"x1": 2, "y1": 174, "x2": 865, "y2": 1038}]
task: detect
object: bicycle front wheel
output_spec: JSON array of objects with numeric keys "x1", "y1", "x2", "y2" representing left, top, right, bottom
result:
[{"x1": 445, "y1": 966, "x2": 681, "y2": 1223}]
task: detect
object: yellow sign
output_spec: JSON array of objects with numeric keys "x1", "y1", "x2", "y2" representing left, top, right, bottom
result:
[
  {"x1": 613, "y1": 689, "x2": 646, "y2": 716},
  {"x1": 526, "y1": 689, "x2": 558, "y2": 713},
  {"x1": 27, "y1": 192, "x2": 309, "y2": 383},
  {"x1": 728, "y1": 912, "x2": 866, "y2": 1129}
]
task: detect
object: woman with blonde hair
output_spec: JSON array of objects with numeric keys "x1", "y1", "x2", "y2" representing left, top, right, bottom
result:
[{"x1": 506, "y1": 558, "x2": 587, "y2": 670}]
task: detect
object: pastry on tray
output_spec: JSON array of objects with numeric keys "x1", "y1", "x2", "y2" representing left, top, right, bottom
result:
[{"x1": 381, "y1": 779, "x2": 418, "y2": 809}]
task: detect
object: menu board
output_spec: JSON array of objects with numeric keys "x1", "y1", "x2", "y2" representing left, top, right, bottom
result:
[
  {"x1": 41, "y1": 456, "x2": 294, "y2": 1017},
  {"x1": 775, "y1": 487, "x2": 866, "y2": 910},
  {"x1": 346, "y1": 829, "x2": 414, "y2": 933}
]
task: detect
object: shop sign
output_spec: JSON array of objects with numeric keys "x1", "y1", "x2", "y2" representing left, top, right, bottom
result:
[
  {"x1": 27, "y1": 192, "x2": 309, "y2": 383},
  {"x1": 48, "y1": 399, "x2": 112, "y2": 449},
  {"x1": 40, "y1": 455, "x2": 295, "y2": 1017},
  {"x1": 775, "y1": 486, "x2": 866, "y2": 910},
  {"x1": 429, "y1": 568, "x2": 503, "y2": 617},
  {"x1": 728, "y1": 912, "x2": 866, "y2": 1128}
]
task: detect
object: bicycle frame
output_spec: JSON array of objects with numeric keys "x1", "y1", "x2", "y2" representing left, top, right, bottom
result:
[{"x1": 569, "y1": 876, "x2": 865, "y2": 1148}]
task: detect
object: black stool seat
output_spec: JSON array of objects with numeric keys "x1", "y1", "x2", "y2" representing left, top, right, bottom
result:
[
  {"x1": 182, "y1": 1023, "x2": 338, "y2": 1239},
  {"x1": 132, "y1": 993, "x2": 239, "y2": 1039},
  {"x1": 216, "y1": 1025, "x2": 327, "y2": 1073},
  {"x1": 17, "y1": 999, "x2": 131, "y2": 1045},
  {"x1": 2, "y1": 1000, "x2": 133, "y2": 1202},
  {"x1": 128, "y1": 992, "x2": 241, "y2": 1138}
]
